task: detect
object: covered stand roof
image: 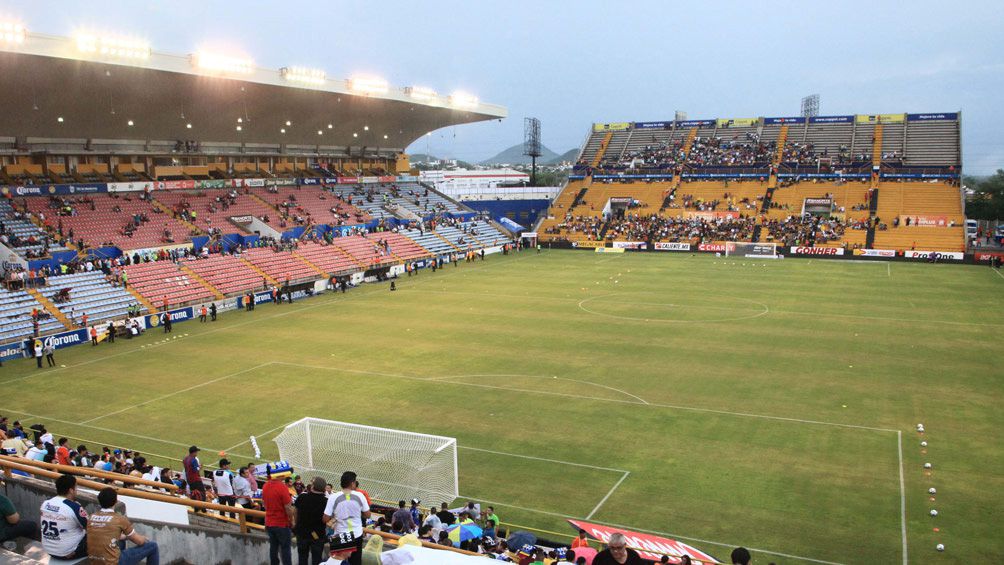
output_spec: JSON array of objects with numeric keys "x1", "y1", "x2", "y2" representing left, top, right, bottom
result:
[{"x1": 0, "y1": 33, "x2": 506, "y2": 153}]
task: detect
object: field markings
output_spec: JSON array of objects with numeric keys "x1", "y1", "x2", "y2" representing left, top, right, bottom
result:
[
  {"x1": 578, "y1": 295, "x2": 771, "y2": 324},
  {"x1": 427, "y1": 373, "x2": 650, "y2": 405},
  {"x1": 585, "y1": 470, "x2": 631, "y2": 519},
  {"x1": 993, "y1": 268, "x2": 1004, "y2": 281},
  {"x1": 79, "y1": 362, "x2": 273, "y2": 425},
  {"x1": 898, "y1": 430, "x2": 908, "y2": 565},
  {"x1": 458, "y1": 445, "x2": 628, "y2": 474}
]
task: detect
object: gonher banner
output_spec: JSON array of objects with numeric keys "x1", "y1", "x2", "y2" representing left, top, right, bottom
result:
[
  {"x1": 634, "y1": 121, "x2": 671, "y2": 129},
  {"x1": 764, "y1": 116, "x2": 806, "y2": 125},
  {"x1": 572, "y1": 241, "x2": 605, "y2": 249},
  {"x1": 855, "y1": 249, "x2": 896, "y2": 258},
  {"x1": 904, "y1": 250, "x2": 963, "y2": 261},
  {"x1": 898, "y1": 215, "x2": 949, "y2": 227},
  {"x1": 789, "y1": 246, "x2": 845, "y2": 256},
  {"x1": 810, "y1": 115, "x2": 854, "y2": 124},
  {"x1": 593, "y1": 122, "x2": 631, "y2": 132},
  {"x1": 612, "y1": 241, "x2": 647, "y2": 250},
  {"x1": 717, "y1": 117, "x2": 758, "y2": 127},
  {"x1": 654, "y1": 242, "x2": 691, "y2": 251},
  {"x1": 856, "y1": 113, "x2": 906, "y2": 124},
  {"x1": 567, "y1": 520, "x2": 718, "y2": 564},
  {"x1": 907, "y1": 113, "x2": 958, "y2": 121}
]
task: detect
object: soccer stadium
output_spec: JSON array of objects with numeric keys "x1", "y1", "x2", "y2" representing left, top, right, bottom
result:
[{"x1": 0, "y1": 4, "x2": 1000, "y2": 565}]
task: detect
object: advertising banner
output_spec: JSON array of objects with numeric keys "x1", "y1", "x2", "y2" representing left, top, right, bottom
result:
[
  {"x1": 229, "y1": 215, "x2": 254, "y2": 226},
  {"x1": 572, "y1": 241, "x2": 606, "y2": 249},
  {"x1": 854, "y1": 249, "x2": 896, "y2": 258},
  {"x1": 634, "y1": 121, "x2": 671, "y2": 129},
  {"x1": 716, "y1": 117, "x2": 758, "y2": 127},
  {"x1": 337, "y1": 177, "x2": 360, "y2": 184},
  {"x1": 676, "y1": 119, "x2": 715, "y2": 128},
  {"x1": 654, "y1": 242, "x2": 691, "y2": 251},
  {"x1": 0, "y1": 341, "x2": 26, "y2": 362},
  {"x1": 2, "y1": 184, "x2": 107, "y2": 196},
  {"x1": 906, "y1": 113, "x2": 958, "y2": 121},
  {"x1": 612, "y1": 241, "x2": 647, "y2": 250},
  {"x1": 904, "y1": 250, "x2": 964, "y2": 261},
  {"x1": 809, "y1": 115, "x2": 854, "y2": 124},
  {"x1": 764, "y1": 116, "x2": 806, "y2": 125},
  {"x1": 21, "y1": 328, "x2": 89, "y2": 356},
  {"x1": 300, "y1": 178, "x2": 321, "y2": 185},
  {"x1": 378, "y1": 176, "x2": 397, "y2": 183},
  {"x1": 156, "y1": 180, "x2": 196, "y2": 190},
  {"x1": 899, "y1": 215, "x2": 949, "y2": 227},
  {"x1": 686, "y1": 211, "x2": 740, "y2": 220},
  {"x1": 881, "y1": 173, "x2": 959, "y2": 180},
  {"x1": 360, "y1": 177, "x2": 379, "y2": 184},
  {"x1": 594, "y1": 174, "x2": 675, "y2": 181},
  {"x1": 567, "y1": 520, "x2": 718, "y2": 564},
  {"x1": 244, "y1": 178, "x2": 265, "y2": 187},
  {"x1": 595, "y1": 247, "x2": 625, "y2": 253},
  {"x1": 145, "y1": 307, "x2": 196, "y2": 329},
  {"x1": 856, "y1": 113, "x2": 905, "y2": 124},
  {"x1": 681, "y1": 173, "x2": 766, "y2": 179},
  {"x1": 196, "y1": 179, "x2": 228, "y2": 189},
  {"x1": 237, "y1": 291, "x2": 274, "y2": 309},
  {"x1": 697, "y1": 243, "x2": 726, "y2": 252},
  {"x1": 107, "y1": 182, "x2": 149, "y2": 193},
  {"x1": 593, "y1": 122, "x2": 631, "y2": 132},
  {"x1": 789, "y1": 246, "x2": 845, "y2": 256},
  {"x1": 974, "y1": 252, "x2": 1004, "y2": 262},
  {"x1": 803, "y1": 198, "x2": 833, "y2": 206}
]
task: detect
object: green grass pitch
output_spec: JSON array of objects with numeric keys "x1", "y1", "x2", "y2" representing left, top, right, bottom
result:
[{"x1": 2, "y1": 250, "x2": 1001, "y2": 563}]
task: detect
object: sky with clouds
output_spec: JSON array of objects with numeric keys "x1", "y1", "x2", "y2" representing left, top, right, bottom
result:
[{"x1": 7, "y1": 0, "x2": 1003, "y2": 172}]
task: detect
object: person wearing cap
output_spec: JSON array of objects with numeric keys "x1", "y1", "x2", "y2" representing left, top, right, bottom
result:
[
  {"x1": 182, "y1": 446, "x2": 206, "y2": 507},
  {"x1": 322, "y1": 471, "x2": 369, "y2": 565},
  {"x1": 262, "y1": 466, "x2": 295, "y2": 565},
  {"x1": 294, "y1": 477, "x2": 329, "y2": 565},
  {"x1": 212, "y1": 459, "x2": 236, "y2": 518}
]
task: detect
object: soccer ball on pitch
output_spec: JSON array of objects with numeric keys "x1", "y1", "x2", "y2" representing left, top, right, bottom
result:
[
  {"x1": 936, "y1": 543, "x2": 945, "y2": 552},
  {"x1": 929, "y1": 487, "x2": 937, "y2": 495},
  {"x1": 924, "y1": 463, "x2": 932, "y2": 469},
  {"x1": 930, "y1": 509, "x2": 938, "y2": 517},
  {"x1": 921, "y1": 441, "x2": 928, "y2": 447}
]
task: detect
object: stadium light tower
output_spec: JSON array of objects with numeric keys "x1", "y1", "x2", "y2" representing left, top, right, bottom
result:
[
  {"x1": 801, "y1": 94, "x2": 820, "y2": 118},
  {"x1": 523, "y1": 117, "x2": 542, "y2": 187}
]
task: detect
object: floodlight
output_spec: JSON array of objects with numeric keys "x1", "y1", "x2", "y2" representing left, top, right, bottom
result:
[
  {"x1": 349, "y1": 76, "x2": 388, "y2": 95},
  {"x1": 75, "y1": 33, "x2": 150, "y2": 60},
  {"x1": 193, "y1": 51, "x2": 253, "y2": 74},
  {"x1": 0, "y1": 21, "x2": 26, "y2": 44},
  {"x1": 281, "y1": 66, "x2": 326, "y2": 85},
  {"x1": 449, "y1": 91, "x2": 478, "y2": 109},
  {"x1": 406, "y1": 86, "x2": 437, "y2": 102}
]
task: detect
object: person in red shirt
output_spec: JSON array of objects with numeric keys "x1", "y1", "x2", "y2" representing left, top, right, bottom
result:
[
  {"x1": 262, "y1": 467, "x2": 295, "y2": 565},
  {"x1": 55, "y1": 438, "x2": 71, "y2": 466}
]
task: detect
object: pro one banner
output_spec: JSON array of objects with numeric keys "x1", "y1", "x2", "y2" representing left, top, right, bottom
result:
[
  {"x1": 567, "y1": 520, "x2": 718, "y2": 564},
  {"x1": 904, "y1": 250, "x2": 964, "y2": 261},
  {"x1": 654, "y1": 242, "x2": 691, "y2": 251},
  {"x1": 789, "y1": 246, "x2": 845, "y2": 256}
]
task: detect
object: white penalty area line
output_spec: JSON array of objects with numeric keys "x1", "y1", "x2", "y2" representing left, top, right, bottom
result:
[
  {"x1": 898, "y1": 430, "x2": 907, "y2": 565},
  {"x1": 993, "y1": 268, "x2": 1004, "y2": 281},
  {"x1": 585, "y1": 471, "x2": 630, "y2": 520},
  {"x1": 458, "y1": 445, "x2": 628, "y2": 474}
]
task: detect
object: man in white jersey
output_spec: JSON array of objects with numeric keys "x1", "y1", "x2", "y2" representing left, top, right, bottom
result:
[
  {"x1": 322, "y1": 471, "x2": 369, "y2": 565},
  {"x1": 39, "y1": 474, "x2": 88, "y2": 559},
  {"x1": 212, "y1": 458, "x2": 236, "y2": 518}
]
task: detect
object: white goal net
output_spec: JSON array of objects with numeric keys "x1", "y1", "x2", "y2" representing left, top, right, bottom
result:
[
  {"x1": 725, "y1": 242, "x2": 778, "y2": 258},
  {"x1": 273, "y1": 417, "x2": 459, "y2": 505}
]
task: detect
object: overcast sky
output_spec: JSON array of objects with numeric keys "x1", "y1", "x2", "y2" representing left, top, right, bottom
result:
[{"x1": 8, "y1": 0, "x2": 1004, "y2": 172}]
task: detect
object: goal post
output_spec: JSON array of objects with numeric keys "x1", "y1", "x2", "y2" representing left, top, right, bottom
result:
[
  {"x1": 725, "y1": 242, "x2": 779, "y2": 259},
  {"x1": 273, "y1": 417, "x2": 459, "y2": 505}
]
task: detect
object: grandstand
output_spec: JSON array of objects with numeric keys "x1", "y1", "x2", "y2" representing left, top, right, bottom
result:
[{"x1": 542, "y1": 114, "x2": 964, "y2": 253}]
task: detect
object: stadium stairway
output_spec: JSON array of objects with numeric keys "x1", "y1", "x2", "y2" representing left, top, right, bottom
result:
[
  {"x1": 150, "y1": 199, "x2": 204, "y2": 235},
  {"x1": 866, "y1": 189, "x2": 879, "y2": 248},
  {"x1": 24, "y1": 288, "x2": 71, "y2": 330},
  {"x1": 291, "y1": 253, "x2": 329, "y2": 278},
  {"x1": 768, "y1": 125, "x2": 789, "y2": 190},
  {"x1": 433, "y1": 231, "x2": 462, "y2": 252},
  {"x1": 590, "y1": 132, "x2": 614, "y2": 167},
  {"x1": 177, "y1": 264, "x2": 226, "y2": 300},
  {"x1": 871, "y1": 125, "x2": 883, "y2": 188},
  {"x1": 239, "y1": 257, "x2": 280, "y2": 286}
]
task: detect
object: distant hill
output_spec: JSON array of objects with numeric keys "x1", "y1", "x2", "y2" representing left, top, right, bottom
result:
[
  {"x1": 408, "y1": 153, "x2": 439, "y2": 163},
  {"x1": 480, "y1": 143, "x2": 560, "y2": 166},
  {"x1": 545, "y1": 148, "x2": 579, "y2": 165}
]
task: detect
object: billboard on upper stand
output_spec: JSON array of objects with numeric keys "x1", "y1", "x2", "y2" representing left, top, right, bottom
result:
[{"x1": 593, "y1": 122, "x2": 631, "y2": 132}]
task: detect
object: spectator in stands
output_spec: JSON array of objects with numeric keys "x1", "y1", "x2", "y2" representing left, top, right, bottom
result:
[
  {"x1": 182, "y1": 446, "x2": 206, "y2": 504},
  {"x1": 87, "y1": 487, "x2": 159, "y2": 565},
  {"x1": 0, "y1": 492, "x2": 37, "y2": 545},
  {"x1": 40, "y1": 474, "x2": 88, "y2": 560},
  {"x1": 293, "y1": 476, "x2": 328, "y2": 565},
  {"x1": 730, "y1": 547, "x2": 751, "y2": 565},
  {"x1": 592, "y1": 533, "x2": 643, "y2": 564},
  {"x1": 571, "y1": 529, "x2": 590, "y2": 548},
  {"x1": 322, "y1": 471, "x2": 369, "y2": 565},
  {"x1": 391, "y1": 500, "x2": 415, "y2": 533},
  {"x1": 234, "y1": 466, "x2": 256, "y2": 510},
  {"x1": 262, "y1": 466, "x2": 295, "y2": 565},
  {"x1": 212, "y1": 458, "x2": 236, "y2": 517},
  {"x1": 435, "y1": 502, "x2": 455, "y2": 527},
  {"x1": 55, "y1": 437, "x2": 71, "y2": 465}
]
